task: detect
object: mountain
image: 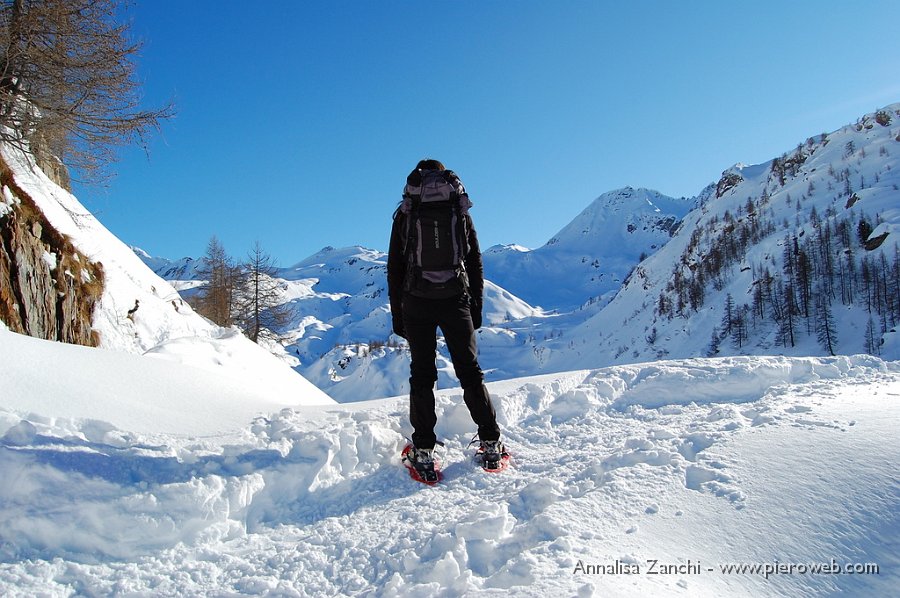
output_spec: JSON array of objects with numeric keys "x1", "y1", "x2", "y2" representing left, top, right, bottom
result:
[
  {"x1": 131, "y1": 247, "x2": 202, "y2": 282},
  {"x1": 138, "y1": 188, "x2": 691, "y2": 402},
  {"x1": 544, "y1": 104, "x2": 900, "y2": 371},
  {"x1": 139, "y1": 104, "x2": 900, "y2": 402},
  {"x1": 139, "y1": 244, "x2": 551, "y2": 402},
  {"x1": 483, "y1": 187, "x2": 695, "y2": 311}
]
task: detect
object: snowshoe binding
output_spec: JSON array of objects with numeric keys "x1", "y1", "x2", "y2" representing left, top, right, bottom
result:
[
  {"x1": 471, "y1": 437, "x2": 510, "y2": 472},
  {"x1": 401, "y1": 443, "x2": 442, "y2": 485}
]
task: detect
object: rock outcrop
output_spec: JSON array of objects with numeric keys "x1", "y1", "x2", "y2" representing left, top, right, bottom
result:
[{"x1": 0, "y1": 156, "x2": 103, "y2": 346}]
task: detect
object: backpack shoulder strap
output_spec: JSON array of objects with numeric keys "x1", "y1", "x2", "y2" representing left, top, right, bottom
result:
[{"x1": 442, "y1": 170, "x2": 461, "y2": 202}]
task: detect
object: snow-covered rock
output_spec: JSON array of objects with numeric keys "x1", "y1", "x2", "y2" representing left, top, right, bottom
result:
[{"x1": 0, "y1": 143, "x2": 334, "y2": 407}]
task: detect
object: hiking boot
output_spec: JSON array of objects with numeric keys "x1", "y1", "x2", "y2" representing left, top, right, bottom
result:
[
  {"x1": 411, "y1": 447, "x2": 434, "y2": 466},
  {"x1": 480, "y1": 439, "x2": 507, "y2": 471},
  {"x1": 409, "y1": 447, "x2": 438, "y2": 482}
]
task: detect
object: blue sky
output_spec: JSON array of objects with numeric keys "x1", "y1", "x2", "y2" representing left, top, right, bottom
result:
[{"x1": 74, "y1": 0, "x2": 900, "y2": 266}]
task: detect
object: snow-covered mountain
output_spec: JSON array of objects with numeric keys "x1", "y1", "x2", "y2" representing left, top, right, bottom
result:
[
  {"x1": 131, "y1": 247, "x2": 202, "y2": 282},
  {"x1": 137, "y1": 188, "x2": 691, "y2": 401},
  {"x1": 484, "y1": 187, "x2": 695, "y2": 310},
  {"x1": 544, "y1": 104, "x2": 900, "y2": 371},
  {"x1": 140, "y1": 104, "x2": 900, "y2": 403},
  {"x1": 140, "y1": 244, "x2": 553, "y2": 402}
]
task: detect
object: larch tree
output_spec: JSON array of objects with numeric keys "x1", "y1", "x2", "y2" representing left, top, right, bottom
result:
[
  {"x1": 0, "y1": 0, "x2": 173, "y2": 183},
  {"x1": 235, "y1": 241, "x2": 293, "y2": 344},
  {"x1": 196, "y1": 236, "x2": 238, "y2": 327}
]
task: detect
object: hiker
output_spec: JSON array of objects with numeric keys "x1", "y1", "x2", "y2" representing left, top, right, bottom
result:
[{"x1": 387, "y1": 159, "x2": 506, "y2": 479}]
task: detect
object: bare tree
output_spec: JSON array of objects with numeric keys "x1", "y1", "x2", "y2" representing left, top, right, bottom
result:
[
  {"x1": 719, "y1": 293, "x2": 735, "y2": 339},
  {"x1": 815, "y1": 283, "x2": 837, "y2": 357},
  {"x1": 864, "y1": 317, "x2": 880, "y2": 356},
  {"x1": 0, "y1": 0, "x2": 173, "y2": 183},
  {"x1": 195, "y1": 236, "x2": 238, "y2": 327},
  {"x1": 235, "y1": 241, "x2": 293, "y2": 344}
]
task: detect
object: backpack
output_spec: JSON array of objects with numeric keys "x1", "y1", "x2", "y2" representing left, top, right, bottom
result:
[{"x1": 400, "y1": 169, "x2": 471, "y2": 298}]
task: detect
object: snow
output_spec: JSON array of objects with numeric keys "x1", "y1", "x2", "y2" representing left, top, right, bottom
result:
[
  {"x1": 0, "y1": 184, "x2": 15, "y2": 217},
  {"x1": 0, "y1": 329, "x2": 332, "y2": 436},
  {"x1": 3, "y1": 105, "x2": 900, "y2": 595},
  {"x1": 1, "y1": 324, "x2": 898, "y2": 595},
  {"x1": 40, "y1": 249, "x2": 57, "y2": 271}
]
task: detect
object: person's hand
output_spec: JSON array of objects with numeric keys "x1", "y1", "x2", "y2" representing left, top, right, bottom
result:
[
  {"x1": 470, "y1": 297, "x2": 483, "y2": 330},
  {"x1": 392, "y1": 314, "x2": 406, "y2": 339}
]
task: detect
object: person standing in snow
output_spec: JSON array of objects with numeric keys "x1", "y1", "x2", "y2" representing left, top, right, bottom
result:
[{"x1": 387, "y1": 158, "x2": 505, "y2": 479}]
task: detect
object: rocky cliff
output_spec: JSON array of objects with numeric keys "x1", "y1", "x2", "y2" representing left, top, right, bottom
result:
[{"x1": 0, "y1": 155, "x2": 103, "y2": 346}]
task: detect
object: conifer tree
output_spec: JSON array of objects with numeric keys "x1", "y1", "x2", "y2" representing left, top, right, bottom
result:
[
  {"x1": 731, "y1": 304, "x2": 749, "y2": 350},
  {"x1": 707, "y1": 326, "x2": 721, "y2": 357},
  {"x1": 815, "y1": 284, "x2": 838, "y2": 356},
  {"x1": 235, "y1": 241, "x2": 294, "y2": 344},
  {"x1": 196, "y1": 236, "x2": 239, "y2": 327},
  {"x1": 864, "y1": 317, "x2": 880, "y2": 356},
  {"x1": 720, "y1": 293, "x2": 735, "y2": 339},
  {"x1": 772, "y1": 280, "x2": 796, "y2": 348}
]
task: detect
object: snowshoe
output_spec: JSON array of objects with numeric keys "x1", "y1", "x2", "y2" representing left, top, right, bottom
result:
[
  {"x1": 471, "y1": 437, "x2": 510, "y2": 472},
  {"x1": 401, "y1": 443, "x2": 442, "y2": 485}
]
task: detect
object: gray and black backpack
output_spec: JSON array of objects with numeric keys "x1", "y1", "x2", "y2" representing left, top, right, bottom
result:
[{"x1": 399, "y1": 168, "x2": 471, "y2": 298}]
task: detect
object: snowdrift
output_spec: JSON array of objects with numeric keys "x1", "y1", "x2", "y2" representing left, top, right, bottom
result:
[
  {"x1": 1, "y1": 332, "x2": 897, "y2": 596},
  {"x1": 0, "y1": 328, "x2": 332, "y2": 436}
]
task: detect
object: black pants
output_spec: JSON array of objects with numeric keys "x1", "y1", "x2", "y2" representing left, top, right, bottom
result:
[{"x1": 403, "y1": 293, "x2": 500, "y2": 449}]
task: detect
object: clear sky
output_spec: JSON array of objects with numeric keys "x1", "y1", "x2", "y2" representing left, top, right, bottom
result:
[{"x1": 73, "y1": 0, "x2": 900, "y2": 266}]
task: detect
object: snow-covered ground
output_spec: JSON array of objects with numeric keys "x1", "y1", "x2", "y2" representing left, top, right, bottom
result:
[{"x1": 2, "y1": 324, "x2": 897, "y2": 596}]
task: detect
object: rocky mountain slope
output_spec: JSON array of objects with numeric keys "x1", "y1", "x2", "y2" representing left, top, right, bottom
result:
[{"x1": 545, "y1": 104, "x2": 900, "y2": 371}]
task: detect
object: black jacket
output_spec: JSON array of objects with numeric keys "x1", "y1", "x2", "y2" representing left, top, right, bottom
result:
[{"x1": 387, "y1": 208, "x2": 484, "y2": 318}]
